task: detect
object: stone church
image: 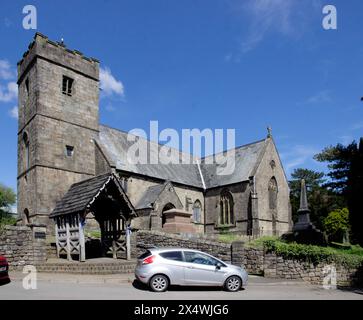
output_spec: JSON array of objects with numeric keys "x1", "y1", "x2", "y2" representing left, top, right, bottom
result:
[{"x1": 17, "y1": 33, "x2": 292, "y2": 252}]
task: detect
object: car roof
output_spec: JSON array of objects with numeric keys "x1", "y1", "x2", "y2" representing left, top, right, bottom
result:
[{"x1": 149, "y1": 247, "x2": 203, "y2": 253}]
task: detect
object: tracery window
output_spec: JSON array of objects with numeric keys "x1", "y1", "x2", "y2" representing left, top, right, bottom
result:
[{"x1": 219, "y1": 190, "x2": 234, "y2": 225}]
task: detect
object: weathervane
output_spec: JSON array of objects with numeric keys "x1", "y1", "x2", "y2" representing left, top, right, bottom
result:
[{"x1": 267, "y1": 126, "x2": 272, "y2": 138}]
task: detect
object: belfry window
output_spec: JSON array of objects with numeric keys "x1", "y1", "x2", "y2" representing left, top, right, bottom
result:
[
  {"x1": 25, "y1": 78, "x2": 29, "y2": 97},
  {"x1": 219, "y1": 190, "x2": 234, "y2": 226},
  {"x1": 62, "y1": 76, "x2": 74, "y2": 96},
  {"x1": 66, "y1": 145, "x2": 74, "y2": 157}
]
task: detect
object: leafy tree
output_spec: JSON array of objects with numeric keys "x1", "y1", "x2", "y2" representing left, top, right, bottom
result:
[
  {"x1": 315, "y1": 138, "x2": 363, "y2": 245},
  {"x1": 289, "y1": 168, "x2": 344, "y2": 231},
  {"x1": 314, "y1": 140, "x2": 358, "y2": 194},
  {"x1": 323, "y1": 208, "x2": 350, "y2": 243},
  {"x1": 0, "y1": 184, "x2": 16, "y2": 228}
]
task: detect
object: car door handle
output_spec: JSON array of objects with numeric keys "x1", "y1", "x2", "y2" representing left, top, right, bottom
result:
[{"x1": 186, "y1": 266, "x2": 194, "y2": 269}]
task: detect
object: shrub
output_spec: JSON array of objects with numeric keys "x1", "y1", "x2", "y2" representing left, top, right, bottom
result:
[
  {"x1": 323, "y1": 208, "x2": 350, "y2": 242},
  {"x1": 261, "y1": 238, "x2": 363, "y2": 269}
]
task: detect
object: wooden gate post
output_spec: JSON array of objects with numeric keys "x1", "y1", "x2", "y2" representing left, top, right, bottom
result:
[
  {"x1": 79, "y1": 215, "x2": 86, "y2": 262},
  {"x1": 65, "y1": 217, "x2": 71, "y2": 261},
  {"x1": 54, "y1": 219, "x2": 60, "y2": 258},
  {"x1": 126, "y1": 224, "x2": 131, "y2": 261}
]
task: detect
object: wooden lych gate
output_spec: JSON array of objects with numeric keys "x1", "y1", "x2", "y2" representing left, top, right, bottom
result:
[{"x1": 50, "y1": 173, "x2": 137, "y2": 262}]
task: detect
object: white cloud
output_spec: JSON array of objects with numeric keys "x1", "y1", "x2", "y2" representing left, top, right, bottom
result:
[
  {"x1": 99, "y1": 67, "x2": 125, "y2": 97},
  {"x1": 236, "y1": 0, "x2": 321, "y2": 53},
  {"x1": 280, "y1": 144, "x2": 320, "y2": 175},
  {"x1": 0, "y1": 59, "x2": 15, "y2": 80},
  {"x1": 306, "y1": 90, "x2": 332, "y2": 104},
  {"x1": 351, "y1": 121, "x2": 363, "y2": 131},
  {"x1": 9, "y1": 106, "x2": 18, "y2": 119},
  {"x1": 0, "y1": 81, "x2": 17, "y2": 102}
]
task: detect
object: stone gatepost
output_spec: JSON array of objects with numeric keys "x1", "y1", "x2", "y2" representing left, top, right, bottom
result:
[
  {"x1": 231, "y1": 241, "x2": 245, "y2": 267},
  {"x1": 28, "y1": 223, "x2": 47, "y2": 265}
]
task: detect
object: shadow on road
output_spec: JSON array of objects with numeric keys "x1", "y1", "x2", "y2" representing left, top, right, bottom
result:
[
  {"x1": 336, "y1": 286, "x2": 363, "y2": 295},
  {"x1": 0, "y1": 278, "x2": 11, "y2": 286},
  {"x1": 132, "y1": 280, "x2": 245, "y2": 292}
]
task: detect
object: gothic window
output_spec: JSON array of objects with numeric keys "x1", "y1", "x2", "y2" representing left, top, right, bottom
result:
[
  {"x1": 219, "y1": 190, "x2": 234, "y2": 226},
  {"x1": 23, "y1": 132, "x2": 30, "y2": 170},
  {"x1": 268, "y1": 177, "x2": 278, "y2": 210},
  {"x1": 62, "y1": 75, "x2": 74, "y2": 96},
  {"x1": 192, "y1": 200, "x2": 202, "y2": 223}
]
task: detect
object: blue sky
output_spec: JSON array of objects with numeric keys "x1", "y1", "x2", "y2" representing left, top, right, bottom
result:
[{"x1": 0, "y1": 0, "x2": 362, "y2": 194}]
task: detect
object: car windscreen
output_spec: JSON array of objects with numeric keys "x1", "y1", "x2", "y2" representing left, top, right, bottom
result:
[
  {"x1": 138, "y1": 250, "x2": 152, "y2": 260},
  {"x1": 159, "y1": 251, "x2": 183, "y2": 261}
]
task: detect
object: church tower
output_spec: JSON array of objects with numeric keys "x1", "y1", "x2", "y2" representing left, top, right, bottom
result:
[{"x1": 17, "y1": 33, "x2": 99, "y2": 229}]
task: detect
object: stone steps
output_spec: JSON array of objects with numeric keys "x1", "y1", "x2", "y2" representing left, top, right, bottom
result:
[{"x1": 35, "y1": 260, "x2": 137, "y2": 274}]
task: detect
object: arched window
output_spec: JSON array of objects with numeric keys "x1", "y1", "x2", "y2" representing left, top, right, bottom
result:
[
  {"x1": 192, "y1": 200, "x2": 202, "y2": 223},
  {"x1": 219, "y1": 190, "x2": 234, "y2": 225},
  {"x1": 23, "y1": 132, "x2": 30, "y2": 170},
  {"x1": 268, "y1": 177, "x2": 278, "y2": 210},
  {"x1": 23, "y1": 208, "x2": 30, "y2": 224}
]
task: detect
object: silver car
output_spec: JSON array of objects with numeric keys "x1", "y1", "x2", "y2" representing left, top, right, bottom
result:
[{"x1": 135, "y1": 248, "x2": 248, "y2": 292}]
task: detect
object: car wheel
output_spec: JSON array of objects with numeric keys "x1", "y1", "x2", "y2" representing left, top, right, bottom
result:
[
  {"x1": 149, "y1": 274, "x2": 169, "y2": 292},
  {"x1": 224, "y1": 276, "x2": 242, "y2": 292}
]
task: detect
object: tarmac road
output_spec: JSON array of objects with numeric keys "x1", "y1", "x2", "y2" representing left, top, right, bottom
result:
[{"x1": 0, "y1": 272, "x2": 362, "y2": 300}]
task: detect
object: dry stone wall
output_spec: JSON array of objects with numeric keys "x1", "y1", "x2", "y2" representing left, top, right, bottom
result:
[
  {"x1": 136, "y1": 231, "x2": 363, "y2": 287},
  {"x1": 0, "y1": 225, "x2": 47, "y2": 270}
]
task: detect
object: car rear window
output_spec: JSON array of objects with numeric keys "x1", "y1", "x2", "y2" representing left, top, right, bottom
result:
[
  {"x1": 138, "y1": 250, "x2": 152, "y2": 260},
  {"x1": 159, "y1": 251, "x2": 183, "y2": 261}
]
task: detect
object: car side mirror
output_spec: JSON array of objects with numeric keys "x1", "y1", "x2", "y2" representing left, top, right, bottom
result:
[{"x1": 216, "y1": 262, "x2": 222, "y2": 270}]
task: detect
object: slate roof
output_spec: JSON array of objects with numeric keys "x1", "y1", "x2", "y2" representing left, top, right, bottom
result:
[
  {"x1": 50, "y1": 173, "x2": 135, "y2": 217},
  {"x1": 201, "y1": 140, "x2": 266, "y2": 188},
  {"x1": 135, "y1": 183, "x2": 166, "y2": 210},
  {"x1": 98, "y1": 125, "x2": 268, "y2": 190},
  {"x1": 98, "y1": 125, "x2": 204, "y2": 188}
]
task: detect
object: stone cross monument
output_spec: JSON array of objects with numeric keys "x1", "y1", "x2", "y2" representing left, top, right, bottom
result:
[{"x1": 291, "y1": 179, "x2": 326, "y2": 245}]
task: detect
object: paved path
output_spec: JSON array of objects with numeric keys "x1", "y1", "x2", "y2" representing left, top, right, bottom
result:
[{"x1": 1, "y1": 272, "x2": 362, "y2": 300}]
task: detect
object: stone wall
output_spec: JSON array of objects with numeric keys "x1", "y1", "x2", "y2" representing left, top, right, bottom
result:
[
  {"x1": 136, "y1": 230, "x2": 231, "y2": 262},
  {"x1": 231, "y1": 243, "x2": 363, "y2": 287},
  {"x1": 262, "y1": 253, "x2": 363, "y2": 287},
  {"x1": 0, "y1": 225, "x2": 47, "y2": 270},
  {"x1": 135, "y1": 231, "x2": 363, "y2": 287},
  {"x1": 231, "y1": 241, "x2": 264, "y2": 275}
]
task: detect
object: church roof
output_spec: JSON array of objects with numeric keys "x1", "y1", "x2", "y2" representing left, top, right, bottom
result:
[
  {"x1": 201, "y1": 139, "x2": 266, "y2": 188},
  {"x1": 98, "y1": 125, "x2": 204, "y2": 188},
  {"x1": 135, "y1": 183, "x2": 166, "y2": 209},
  {"x1": 50, "y1": 173, "x2": 136, "y2": 217},
  {"x1": 98, "y1": 125, "x2": 267, "y2": 189}
]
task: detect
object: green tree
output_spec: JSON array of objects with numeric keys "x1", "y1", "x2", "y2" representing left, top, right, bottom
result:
[
  {"x1": 0, "y1": 184, "x2": 17, "y2": 228},
  {"x1": 289, "y1": 168, "x2": 344, "y2": 230},
  {"x1": 315, "y1": 138, "x2": 363, "y2": 245},
  {"x1": 323, "y1": 208, "x2": 350, "y2": 243}
]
